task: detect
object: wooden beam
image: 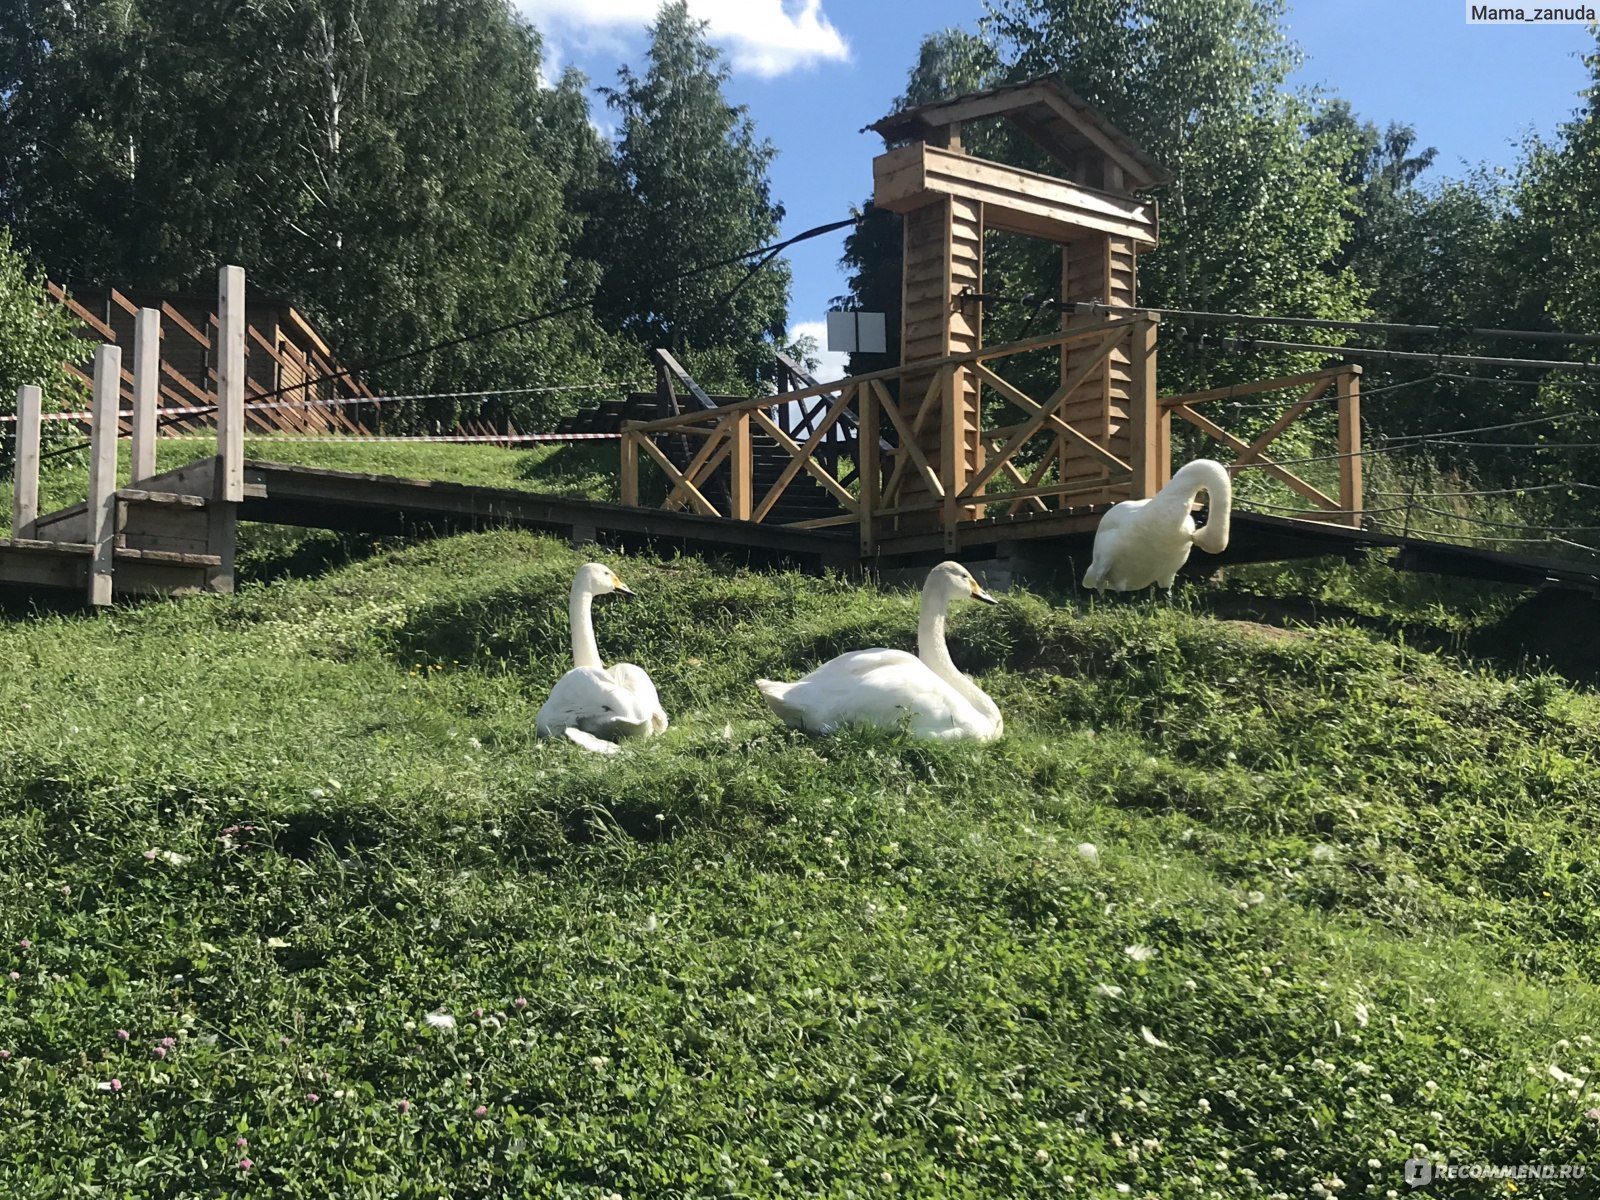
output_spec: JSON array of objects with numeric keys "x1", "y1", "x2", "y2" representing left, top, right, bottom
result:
[
  {"x1": 216, "y1": 266, "x2": 245, "y2": 503},
  {"x1": 1170, "y1": 404, "x2": 1339, "y2": 510},
  {"x1": 749, "y1": 410, "x2": 859, "y2": 513},
  {"x1": 1159, "y1": 366, "x2": 1361, "y2": 409},
  {"x1": 1229, "y1": 379, "x2": 1335, "y2": 470},
  {"x1": 960, "y1": 329, "x2": 1123, "y2": 499},
  {"x1": 661, "y1": 422, "x2": 731, "y2": 512},
  {"x1": 620, "y1": 431, "x2": 639, "y2": 507},
  {"x1": 1128, "y1": 315, "x2": 1160, "y2": 498},
  {"x1": 874, "y1": 378, "x2": 945, "y2": 504},
  {"x1": 1338, "y1": 370, "x2": 1362, "y2": 529},
  {"x1": 130, "y1": 307, "x2": 161, "y2": 486},
  {"x1": 752, "y1": 385, "x2": 856, "y2": 524},
  {"x1": 87, "y1": 345, "x2": 122, "y2": 607},
  {"x1": 858, "y1": 382, "x2": 880, "y2": 553},
  {"x1": 12, "y1": 385, "x2": 42, "y2": 539},
  {"x1": 729, "y1": 412, "x2": 753, "y2": 522},
  {"x1": 970, "y1": 361, "x2": 1132, "y2": 476},
  {"x1": 874, "y1": 143, "x2": 1159, "y2": 246},
  {"x1": 636, "y1": 433, "x2": 720, "y2": 518}
]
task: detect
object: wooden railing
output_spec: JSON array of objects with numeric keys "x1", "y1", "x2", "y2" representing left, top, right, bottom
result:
[
  {"x1": 620, "y1": 314, "x2": 1162, "y2": 551},
  {"x1": 1160, "y1": 365, "x2": 1363, "y2": 527}
]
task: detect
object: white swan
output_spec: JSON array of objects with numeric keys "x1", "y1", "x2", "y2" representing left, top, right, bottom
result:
[
  {"x1": 756, "y1": 561, "x2": 1003, "y2": 741},
  {"x1": 536, "y1": 562, "x2": 668, "y2": 754},
  {"x1": 1082, "y1": 458, "x2": 1233, "y2": 593}
]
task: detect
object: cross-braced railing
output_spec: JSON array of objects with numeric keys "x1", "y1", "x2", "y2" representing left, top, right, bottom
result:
[
  {"x1": 619, "y1": 313, "x2": 1164, "y2": 551},
  {"x1": 1160, "y1": 365, "x2": 1363, "y2": 527}
]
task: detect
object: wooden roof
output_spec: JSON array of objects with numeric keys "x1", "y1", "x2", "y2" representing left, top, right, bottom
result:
[{"x1": 866, "y1": 78, "x2": 1171, "y2": 192}]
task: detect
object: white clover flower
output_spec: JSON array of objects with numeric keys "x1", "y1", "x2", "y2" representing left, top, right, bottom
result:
[
  {"x1": 1076, "y1": 843, "x2": 1100, "y2": 865},
  {"x1": 1140, "y1": 1025, "x2": 1170, "y2": 1049},
  {"x1": 424, "y1": 1011, "x2": 457, "y2": 1032},
  {"x1": 1353, "y1": 1002, "x2": 1369, "y2": 1028},
  {"x1": 1124, "y1": 944, "x2": 1156, "y2": 962},
  {"x1": 1096, "y1": 983, "x2": 1125, "y2": 999}
]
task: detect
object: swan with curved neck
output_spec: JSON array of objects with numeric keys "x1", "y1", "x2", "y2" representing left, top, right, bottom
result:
[
  {"x1": 536, "y1": 562, "x2": 668, "y2": 754},
  {"x1": 756, "y1": 562, "x2": 1003, "y2": 741},
  {"x1": 1082, "y1": 458, "x2": 1233, "y2": 593}
]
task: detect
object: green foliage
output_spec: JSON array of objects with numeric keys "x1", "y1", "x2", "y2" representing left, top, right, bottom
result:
[
  {"x1": 0, "y1": 533, "x2": 1598, "y2": 1195},
  {"x1": 0, "y1": 0, "x2": 638, "y2": 429},
  {"x1": 586, "y1": 2, "x2": 789, "y2": 394},
  {"x1": 0, "y1": 227, "x2": 86, "y2": 419}
]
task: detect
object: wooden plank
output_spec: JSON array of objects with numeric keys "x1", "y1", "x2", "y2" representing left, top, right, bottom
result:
[
  {"x1": 131, "y1": 308, "x2": 160, "y2": 486},
  {"x1": 48, "y1": 283, "x2": 116, "y2": 340},
  {"x1": 620, "y1": 432, "x2": 640, "y2": 506},
  {"x1": 1171, "y1": 404, "x2": 1339, "y2": 510},
  {"x1": 1128, "y1": 316, "x2": 1159, "y2": 498},
  {"x1": 109, "y1": 288, "x2": 140, "y2": 318},
  {"x1": 1337, "y1": 370, "x2": 1362, "y2": 529},
  {"x1": 970, "y1": 361, "x2": 1132, "y2": 476},
  {"x1": 875, "y1": 143, "x2": 1159, "y2": 245},
  {"x1": 87, "y1": 345, "x2": 121, "y2": 607},
  {"x1": 216, "y1": 266, "x2": 245, "y2": 502},
  {"x1": 12, "y1": 385, "x2": 42, "y2": 538},
  {"x1": 160, "y1": 302, "x2": 211, "y2": 350}
]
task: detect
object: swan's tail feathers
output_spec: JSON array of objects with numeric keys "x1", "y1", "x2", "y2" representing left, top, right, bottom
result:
[
  {"x1": 563, "y1": 727, "x2": 622, "y2": 755},
  {"x1": 1167, "y1": 458, "x2": 1232, "y2": 554},
  {"x1": 756, "y1": 679, "x2": 806, "y2": 729}
]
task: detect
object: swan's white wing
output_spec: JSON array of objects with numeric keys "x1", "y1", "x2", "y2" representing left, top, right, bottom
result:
[
  {"x1": 760, "y1": 648, "x2": 989, "y2": 738},
  {"x1": 564, "y1": 727, "x2": 622, "y2": 755},
  {"x1": 537, "y1": 666, "x2": 656, "y2": 741},
  {"x1": 607, "y1": 662, "x2": 669, "y2": 734},
  {"x1": 1085, "y1": 497, "x2": 1196, "y2": 591}
]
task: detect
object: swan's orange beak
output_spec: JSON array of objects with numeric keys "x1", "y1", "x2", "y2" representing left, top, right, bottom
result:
[
  {"x1": 611, "y1": 577, "x2": 636, "y2": 597},
  {"x1": 972, "y1": 584, "x2": 997, "y2": 605}
]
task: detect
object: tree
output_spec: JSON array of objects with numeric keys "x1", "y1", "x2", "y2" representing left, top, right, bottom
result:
[
  {"x1": 839, "y1": 1, "x2": 1370, "y2": 394},
  {"x1": 586, "y1": 2, "x2": 790, "y2": 391},
  {"x1": 0, "y1": 0, "x2": 628, "y2": 428}
]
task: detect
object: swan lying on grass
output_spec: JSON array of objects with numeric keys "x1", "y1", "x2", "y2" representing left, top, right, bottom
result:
[
  {"x1": 756, "y1": 561, "x2": 1003, "y2": 741},
  {"x1": 536, "y1": 562, "x2": 668, "y2": 754},
  {"x1": 1083, "y1": 458, "x2": 1233, "y2": 593}
]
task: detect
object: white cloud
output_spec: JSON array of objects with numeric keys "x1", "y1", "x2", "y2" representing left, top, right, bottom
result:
[
  {"x1": 518, "y1": 0, "x2": 849, "y2": 78},
  {"x1": 790, "y1": 319, "x2": 851, "y2": 381}
]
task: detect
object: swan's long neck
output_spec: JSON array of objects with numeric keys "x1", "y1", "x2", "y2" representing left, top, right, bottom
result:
[
  {"x1": 917, "y1": 586, "x2": 1001, "y2": 724},
  {"x1": 1154, "y1": 459, "x2": 1232, "y2": 553},
  {"x1": 569, "y1": 582, "x2": 603, "y2": 669}
]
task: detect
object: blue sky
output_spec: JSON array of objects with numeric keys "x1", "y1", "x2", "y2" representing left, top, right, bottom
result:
[{"x1": 518, "y1": 1, "x2": 1596, "y2": 375}]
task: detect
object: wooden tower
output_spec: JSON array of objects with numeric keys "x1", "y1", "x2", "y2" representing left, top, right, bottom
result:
[{"x1": 867, "y1": 80, "x2": 1169, "y2": 533}]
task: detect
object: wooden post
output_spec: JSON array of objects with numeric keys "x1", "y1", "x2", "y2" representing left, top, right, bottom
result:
[
  {"x1": 620, "y1": 430, "x2": 639, "y2": 507},
  {"x1": 216, "y1": 265, "x2": 245, "y2": 503},
  {"x1": 942, "y1": 364, "x2": 962, "y2": 549},
  {"x1": 729, "y1": 412, "x2": 752, "y2": 521},
  {"x1": 1337, "y1": 366, "x2": 1363, "y2": 528},
  {"x1": 12, "y1": 385, "x2": 42, "y2": 539},
  {"x1": 1128, "y1": 314, "x2": 1161, "y2": 499},
  {"x1": 131, "y1": 307, "x2": 161, "y2": 486},
  {"x1": 858, "y1": 383, "x2": 879, "y2": 555},
  {"x1": 87, "y1": 344, "x2": 122, "y2": 607}
]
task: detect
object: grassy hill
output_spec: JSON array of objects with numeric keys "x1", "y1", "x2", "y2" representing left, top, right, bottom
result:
[{"x1": 2, "y1": 506, "x2": 1598, "y2": 1196}]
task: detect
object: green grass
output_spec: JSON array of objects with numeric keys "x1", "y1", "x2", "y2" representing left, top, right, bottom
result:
[{"x1": 1, "y1": 531, "x2": 1598, "y2": 1197}]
